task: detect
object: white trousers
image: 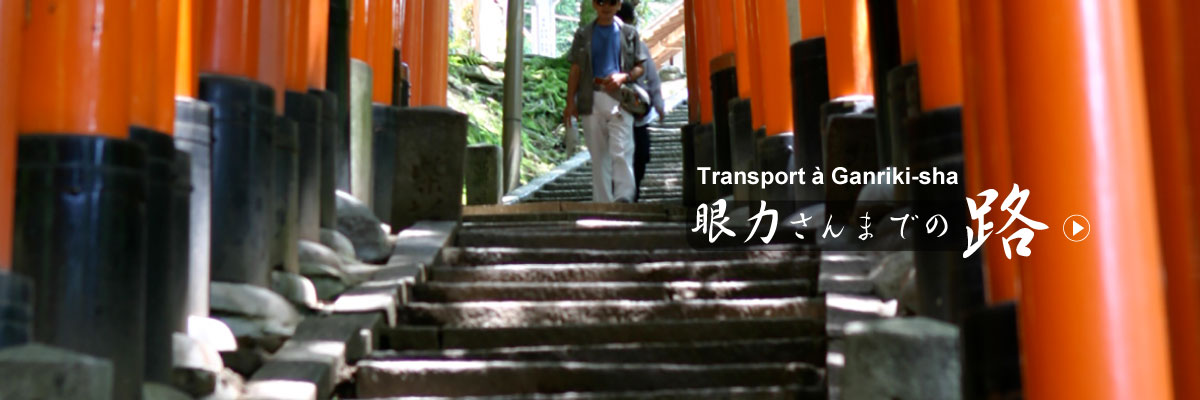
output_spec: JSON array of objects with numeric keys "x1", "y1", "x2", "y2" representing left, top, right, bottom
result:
[{"x1": 582, "y1": 90, "x2": 636, "y2": 202}]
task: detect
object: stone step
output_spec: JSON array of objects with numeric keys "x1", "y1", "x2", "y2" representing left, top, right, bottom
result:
[
  {"x1": 383, "y1": 317, "x2": 825, "y2": 350},
  {"x1": 532, "y1": 187, "x2": 683, "y2": 195},
  {"x1": 355, "y1": 360, "x2": 824, "y2": 398},
  {"x1": 426, "y1": 258, "x2": 819, "y2": 283},
  {"x1": 544, "y1": 177, "x2": 683, "y2": 188},
  {"x1": 530, "y1": 195, "x2": 682, "y2": 203},
  {"x1": 533, "y1": 189, "x2": 683, "y2": 199},
  {"x1": 370, "y1": 337, "x2": 826, "y2": 365},
  {"x1": 439, "y1": 247, "x2": 815, "y2": 265},
  {"x1": 410, "y1": 280, "x2": 813, "y2": 302},
  {"x1": 353, "y1": 385, "x2": 823, "y2": 400},
  {"x1": 454, "y1": 226, "x2": 691, "y2": 249},
  {"x1": 399, "y1": 297, "x2": 824, "y2": 328}
]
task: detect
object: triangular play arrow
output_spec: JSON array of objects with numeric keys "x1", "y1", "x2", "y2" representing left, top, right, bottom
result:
[{"x1": 1072, "y1": 221, "x2": 1084, "y2": 236}]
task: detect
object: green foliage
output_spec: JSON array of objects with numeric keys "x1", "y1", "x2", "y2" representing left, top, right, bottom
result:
[{"x1": 448, "y1": 51, "x2": 574, "y2": 185}]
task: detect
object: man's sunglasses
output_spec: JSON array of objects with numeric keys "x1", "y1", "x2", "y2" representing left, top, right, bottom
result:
[{"x1": 595, "y1": 0, "x2": 621, "y2": 6}]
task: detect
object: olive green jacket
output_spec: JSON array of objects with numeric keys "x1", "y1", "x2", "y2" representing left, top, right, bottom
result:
[{"x1": 566, "y1": 18, "x2": 651, "y2": 115}]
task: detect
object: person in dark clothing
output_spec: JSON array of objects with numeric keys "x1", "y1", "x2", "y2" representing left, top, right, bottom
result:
[{"x1": 617, "y1": 3, "x2": 665, "y2": 202}]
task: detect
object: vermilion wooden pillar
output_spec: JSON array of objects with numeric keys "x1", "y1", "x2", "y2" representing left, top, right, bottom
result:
[
  {"x1": 309, "y1": 0, "x2": 331, "y2": 90},
  {"x1": 20, "y1": 0, "x2": 133, "y2": 138},
  {"x1": 691, "y1": 0, "x2": 715, "y2": 123},
  {"x1": 960, "y1": 0, "x2": 1016, "y2": 303},
  {"x1": 155, "y1": 0, "x2": 180, "y2": 132},
  {"x1": 734, "y1": 0, "x2": 764, "y2": 130},
  {"x1": 1180, "y1": 7, "x2": 1200, "y2": 399},
  {"x1": 416, "y1": 0, "x2": 448, "y2": 107},
  {"x1": 287, "y1": 0, "x2": 314, "y2": 94},
  {"x1": 176, "y1": 0, "x2": 199, "y2": 97},
  {"x1": 0, "y1": 0, "x2": 20, "y2": 271},
  {"x1": 351, "y1": 0, "x2": 370, "y2": 61},
  {"x1": 131, "y1": 0, "x2": 160, "y2": 131},
  {"x1": 715, "y1": 1, "x2": 736, "y2": 54},
  {"x1": 752, "y1": 0, "x2": 794, "y2": 135},
  {"x1": 823, "y1": 0, "x2": 873, "y2": 98},
  {"x1": 369, "y1": 0, "x2": 395, "y2": 104},
  {"x1": 261, "y1": 0, "x2": 288, "y2": 112},
  {"x1": 896, "y1": 0, "x2": 916, "y2": 63},
  {"x1": 799, "y1": 0, "x2": 824, "y2": 39},
  {"x1": 733, "y1": 0, "x2": 754, "y2": 101},
  {"x1": 401, "y1": 0, "x2": 424, "y2": 106},
  {"x1": 196, "y1": 0, "x2": 253, "y2": 78},
  {"x1": 1136, "y1": 0, "x2": 1200, "y2": 398},
  {"x1": 1003, "y1": 0, "x2": 1174, "y2": 398},
  {"x1": 914, "y1": 0, "x2": 962, "y2": 111}
]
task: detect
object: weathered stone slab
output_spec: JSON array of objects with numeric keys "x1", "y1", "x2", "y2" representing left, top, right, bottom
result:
[
  {"x1": 455, "y1": 226, "x2": 691, "y2": 249},
  {"x1": 465, "y1": 144, "x2": 503, "y2": 205},
  {"x1": 210, "y1": 282, "x2": 303, "y2": 338},
  {"x1": 385, "y1": 318, "x2": 823, "y2": 350},
  {"x1": 411, "y1": 280, "x2": 812, "y2": 302},
  {"x1": 387, "y1": 220, "x2": 458, "y2": 269},
  {"x1": 440, "y1": 246, "x2": 814, "y2": 265},
  {"x1": 349, "y1": 60, "x2": 374, "y2": 209},
  {"x1": 842, "y1": 317, "x2": 961, "y2": 400},
  {"x1": 355, "y1": 360, "x2": 823, "y2": 397},
  {"x1": 372, "y1": 337, "x2": 825, "y2": 365},
  {"x1": 143, "y1": 382, "x2": 191, "y2": 400},
  {"x1": 246, "y1": 313, "x2": 382, "y2": 400},
  {"x1": 825, "y1": 293, "x2": 900, "y2": 337},
  {"x1": 0, "y1": 344, "x2": 114, "y2": 400},
  {"x1": 400, "y1": 297, "x2": 824, "y2": 328},
  {"x1": 335, "y1": 191, "x2": 392, "y2": 264},
  {"x1": 346, "y1": 385, "x2": 821, "y2": 399},
  {"x1": 389, "y1": 107, "x2": 469, "y2": 232},
  {"x1": 426, "y1": 258, "x2": 818, "y2": 283}
]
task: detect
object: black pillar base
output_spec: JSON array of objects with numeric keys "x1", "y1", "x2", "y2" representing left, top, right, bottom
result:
[
  {"x1": 0, "y1": 271, "x2": 32, "y2": 350},
  {"x1": 200, "y1": 74, "x2": 276, "y2": 287},
  {"x1": 130, "y1": 127, "x2": 180, "y2": 385},
  {"x1": 271, "y1": 117, "x2": 300, "y2": 274},
  {"x1": 371, "y1": 104, "x2": 399, "y2": 225},
  {"x1": 173, "y1": 98, "x2": 213, "y2": 317},
  {"x1": 681, "y1": 123, "x2": 697, "y2": 207},
  {"x1": 285, "y1": 91, "x2": 324, "y2": 241},
  {"x1": 962, "y1": 302, "x2": 1022, "y2": 400},
  {"x1": 311, "y1": 90, "x2": 339, "y2": 230},
  {"x1": 820, "y1": 106, "x2": 879, "y2": 226},
  {"x1": 907, "y1": 107, "x2": 985, "y2": 323},
  {"x1": 328, "y1": 0, "x2": 353, "y2": 192},
  {"x1": 692, "y1": 123, "x2": 719, "y2": 204},
  {"x1": 728, "y1": 98, "x2": 756, "y2": 202},
  {"x1": 14, "y1": 134, "x2": 148, "y2": 400},
  {"x1": 757, "y1": 133, "x2": 796, "y2": 217},
  {"x1": 867, "y1": 0, "x2": 902, "y2": 168},
  {"x1": 790, "y1": 37, "x2": 832, "y2": 203},
  {"x1": 710, "y1": 59, "x2": 738, "y2": 198}
]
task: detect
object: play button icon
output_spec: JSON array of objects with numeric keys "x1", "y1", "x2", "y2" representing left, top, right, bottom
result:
[{"x1": 1063, "y1": 215, "x2": 1091, "y2": 242}]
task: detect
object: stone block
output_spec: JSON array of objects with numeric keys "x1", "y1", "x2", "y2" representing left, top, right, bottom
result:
[
  {"x1": 349, "y1": 60, "x2": 374, "y2": 208},
  {"x1": 0, "y1": 344, "x2": 114, "y2": 400},
  {"x1": 335, "y1": 191, "x2": 392, "y2": 264},
  {"x1": 464, "y1": 144, "x2": 503, "y2": 205},
  {"x1": 390, "y1": 107, "x2": 469, "y2": 231},
  {"x1": 387, "y1": 220, "x2": 458, "y2": 269},
  {"x1": 842, "y1": 317, "x2": 961, "y2": 400}
]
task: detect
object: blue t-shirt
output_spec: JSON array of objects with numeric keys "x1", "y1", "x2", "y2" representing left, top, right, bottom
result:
[{"x1": 591, "y1": 23, "x2": 620, "y2": 78}]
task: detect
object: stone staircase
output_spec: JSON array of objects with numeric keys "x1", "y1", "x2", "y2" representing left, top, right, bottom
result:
[
  {"x1": 331, "y1": 100, "x2": 919, "y2": 399},
  {"x1": 350, "y1": 210, "x2": 831, "y2": 398},
  {"x1": 525, "y1": 104, "x2": 688, "y2": 204}
]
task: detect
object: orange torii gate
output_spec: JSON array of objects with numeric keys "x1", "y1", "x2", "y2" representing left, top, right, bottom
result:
[
  {"x1": 0, "y1": 0, "x2": 19, "y2": 273},
  {"x1": 1004, "y1": 0, "x2": 1173, "y2": 398}
]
